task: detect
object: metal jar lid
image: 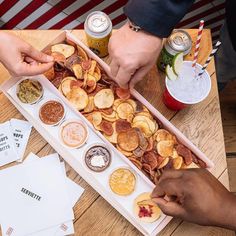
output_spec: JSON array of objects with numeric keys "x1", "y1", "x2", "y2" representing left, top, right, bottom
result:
[
  {"x1": 167, "y1": 30, "x2": 192, "y2": 53},
  {"x1": 85, "y1": 11, "x2": 112, "y2": 36}
]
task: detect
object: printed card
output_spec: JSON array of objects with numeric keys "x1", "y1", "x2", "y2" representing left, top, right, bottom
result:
[{"x1": 0, "y1": 121, "x2": 19, "y2": 166}]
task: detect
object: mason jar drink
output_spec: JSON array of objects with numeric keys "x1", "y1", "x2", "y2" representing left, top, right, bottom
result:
[
  {"x1": 157, "y1": 30, "x2": 192, "y2": 72},
  {"x1": 84, "y1": 11, "x2": 112, "y2": 58},
  {"x1": 163, "y1": 61, "x2": 211, "y2": 110}
]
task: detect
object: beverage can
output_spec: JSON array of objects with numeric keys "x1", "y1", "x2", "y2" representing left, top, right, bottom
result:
[
  {"x1": 85, "y1": 11, "x2": 112, "y2": 58},
  {"x1": 158, "y1": 30, "x2": 192, "y2": 71}
]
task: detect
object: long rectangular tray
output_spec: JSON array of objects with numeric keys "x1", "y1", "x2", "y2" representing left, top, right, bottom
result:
[{"x1": 0, "y1": 31, "x2": 214, "y2": 236}]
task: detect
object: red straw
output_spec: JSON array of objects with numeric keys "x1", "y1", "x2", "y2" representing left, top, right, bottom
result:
[{"x1": 192, "y1": 20, "x2": 204, "y2": 68}]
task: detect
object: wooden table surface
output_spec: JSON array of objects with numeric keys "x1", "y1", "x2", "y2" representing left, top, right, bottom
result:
[{"x1": 0, "y1": 30, "x2": 234, "y2": 236}]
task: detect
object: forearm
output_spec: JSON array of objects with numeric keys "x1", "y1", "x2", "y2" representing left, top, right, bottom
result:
[{"x1": 124, "y1": 0, "x2": 194, "y2": 38}]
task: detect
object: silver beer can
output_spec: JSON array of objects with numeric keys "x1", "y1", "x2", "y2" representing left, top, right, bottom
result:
[
  {"x1": 158, "y1": 29, "x2": 192, "y2": 71},
  {"x1": 85, "y1": 11, "x2": 112, "y2": 58}
]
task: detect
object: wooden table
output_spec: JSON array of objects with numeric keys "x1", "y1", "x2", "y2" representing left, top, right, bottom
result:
[{"x1": 0, "y1": 30, "x2": 234, "y2": 236}]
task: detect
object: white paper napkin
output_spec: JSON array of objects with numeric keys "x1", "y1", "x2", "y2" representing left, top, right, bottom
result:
[{"x1": 0, "y1": 155, "x2": 74, "y2": 236}]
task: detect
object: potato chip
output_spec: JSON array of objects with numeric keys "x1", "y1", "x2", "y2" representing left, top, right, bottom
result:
[
  {"x1": 115, "y1": 87, "x2": 131, "y2": 100},
  {"x1": 155, "y1": 129, "x2": 175, "y2": 143},
  {"x1": 66, "y1": 87, "x2": 88, "y2": 111},
  {"x1": 51, "y1": 44, "x2": 75, "y2": 58},
  {"x1": 146, "y1": 136, "x2": 154, "y2": 151},
  {"x1": 104, "y1": 123, "x2": 118, "y2": 144},
  {"x1": 116, "y1": 102, "x2": 134, "y2": 120},
  {"x1": 94, "y1": 89, "x2": 114, "y2": 109},
  {"x1": 133, "y1": 147, "x2": 145, "y2": 158},
  {"x1": 117, "y1": 128, "x2": 139, "y2": 152},
  {"x1": 143, "y1": 152, "x2": 158, "y2": 170},
  {"x1": 44, "y1": 66, "x2": 55, "y2": 81},
  {"x1": 157, "y1": 140, "x2": 174, "y2": 157},
  {"x1": 51, "y1": 51, "x2": 66, "y2": 65},
  {"x1": 132, "y1": 121, "x2": 152, "y2": 138},
  {"x1": 77, "y1": 45, "x2": 89, "y2": 60},
  {"x1": 84, "y1": 96, "x2": 95, "y2": 113},
  {"x1": 61, "y1": 76, "x2": 76, "y2": 96},
  {"x1": 70, "y1": 80, "x2": 84, "y2": 89},
  {"x1": 102, "y1": 111, "x2": 117, "y2": 122},
  {"x1": 158, "y1": 157, "x2": 170, "y2": 169},
  {"x1": 126, "y1": 99, "x2": 137, "y2": 111},
  {"x1": 116, "y1": 145, "x2": 133, "y2": 157},
  {"x1": 136, "y1": 111, "x2": 153, "y2": 119},
  {"x1": 91, "y1": 111, "x2": 102, "y2": 126},
  {"x1": 113, "y1": 99, "x2": 125, "y2": 110},
  {"x1": 173, "y1": 156, "x2": 183, "y2": 169},
  {"x1": 115, "y1": 119, "x2": 131, "y2": 133},
  {"x1": 94, "y1": 66, "x2": 101, "y2": 81},
  {"x1": 100, "y1": 120, "x2": 113, "y2": 136},
  {"x1": 65, "y1": 54, "x2": 81, "y2": 71},
  {"x1": 82, "y1": 60, "x2": 91, "y2": 70},
  {"x1": 100, "y1": 108, "x2": 113, "y2": 115},
  {"x1": 72, "y1": 64, "x2": 83, "y2": 79},
  {"x1": 176, "y1": 144, "x2": 193, "y2": 165},
  {"x1": 133, "y1": 115, "x2": 156, "y2": 134},
  {"x1": 88, "y1": 60, "x2": 97, "y2": 75},
  {"x1": 128, "y1": 156, "x2": 142, "y2": 170}
]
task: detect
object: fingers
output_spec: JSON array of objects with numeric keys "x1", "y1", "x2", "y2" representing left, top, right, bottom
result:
[
  {"x1": 152, "y1": 178, "x2": 183, "y2": 199},
  {"x1": 110, "y1": 59, "x2": 119, "y2": 78},
  {"x1": 152, "y1": 197, "x2": 186, "y2": 217},
  {"x1": 15, "y1": 61, "x2": 54, "y2": 76},
  {"x1": 22, "y1": 44, "x2": 54, "y2": 63},
  {"x1": 114, "y1": 67, "x2": 132, "y2": 89},
  {"x1": 159, "y1": 169, "x2": 184, "y2": 182},
  {"x1": 130, "y1": 66, "x2": 149, "y2": 87}
]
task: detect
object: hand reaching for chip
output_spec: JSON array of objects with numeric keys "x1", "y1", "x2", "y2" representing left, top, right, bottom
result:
[
  {"x1": 151, "y1": 168, "x2": 236, "y2": 230},
  {"x1": 108, "y1": 22, "x2": 162, "y2": 88},
  {"x1": 0, "y1": 32, "x2": 54, "y2": 77}
]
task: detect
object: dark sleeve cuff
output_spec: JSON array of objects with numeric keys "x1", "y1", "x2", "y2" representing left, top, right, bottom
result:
[{"x1": 124, "y1": 0, "x2": 194, "y2": 38}]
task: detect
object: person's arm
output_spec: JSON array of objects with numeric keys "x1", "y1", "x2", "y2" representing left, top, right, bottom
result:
[
  {"x1": 0, "y1": 32, "x2": 54, "y2": 77},
  {"x1": 151, "y1": 168, "x2": 236, "y2": 230},
  {"x1": 108, "y1": 0, "x2": 194, "y2": 88},
  {"x1": 124, "y1": 0, "x2": 194, "y2": 38}
]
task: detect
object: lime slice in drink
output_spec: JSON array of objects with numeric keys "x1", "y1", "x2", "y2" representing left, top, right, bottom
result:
[
  {"x1": 172, "y1": 52, "x2": 184, "y2": 75},
  {"x1": 166, "y1": 64, "x2": 177, "y2": 81}
]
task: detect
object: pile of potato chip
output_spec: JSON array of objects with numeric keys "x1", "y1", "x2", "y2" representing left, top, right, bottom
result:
[{"x1": 43, "y1": 39, "x2": 207, "y2": 184}]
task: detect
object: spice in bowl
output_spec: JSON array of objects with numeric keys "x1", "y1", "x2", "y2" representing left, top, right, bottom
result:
[
  {"x1": 39, "y1": 100, "x2": 65, "y2": 125},
  {"x1": 84, "y1": 145, "x2": 111, "y2": 172},
  {"x1": 109, "y1": 167, "x2": 136, "y2": 196},
  {"x1": 17, "y1": 79, "x2": 43, "y2": 104},
  {"x1": 60, "y1": 120, "x2": 88, "y2": 148}
]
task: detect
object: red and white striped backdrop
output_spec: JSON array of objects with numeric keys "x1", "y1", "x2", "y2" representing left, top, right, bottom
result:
[{"x1": 0, "y1": 0, "x2": 225, "y2": 43}]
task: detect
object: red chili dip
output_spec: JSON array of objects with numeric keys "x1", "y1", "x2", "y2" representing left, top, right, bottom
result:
[
  {"x1": 39, "y1": 100, "x2": 65, "y2": 125},
  {"x1": 61, "y1": 121, "x2": 88, "y2": 148}
]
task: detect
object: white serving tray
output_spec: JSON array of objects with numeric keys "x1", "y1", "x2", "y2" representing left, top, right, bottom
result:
[{"x1": 0, "y1": 31, "x2": 214, "y2": 236}]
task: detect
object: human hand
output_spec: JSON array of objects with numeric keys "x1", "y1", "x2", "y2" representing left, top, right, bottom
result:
[
  {"x1": 151, "y1": 168, "x2": 236, "y2": 230},
  {"x1": 0, "y1": 32, "x2": 54, "y2": 77},
  {"x1": 108, "y1": 22, "x2": 162, "y2": 88}
]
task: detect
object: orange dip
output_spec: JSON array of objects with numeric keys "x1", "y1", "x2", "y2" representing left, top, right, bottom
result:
[
  {"x1": 39, "y1": 100, "x2": 65, "y2": 125},
  {"x1": 61, "y1": 121, "x2": 87, "y2": 148}
]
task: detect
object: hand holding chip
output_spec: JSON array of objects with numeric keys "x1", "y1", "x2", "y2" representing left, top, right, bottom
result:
[
  {"x1": 0, "y1": 32, "x2": 54, "y2": 77},
  {"x1": 108, "y1": 22, "x2": 162, "y2": 88},
  {"x1": 151, "y1": 169, "x2": 236, "y2": 230}
]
